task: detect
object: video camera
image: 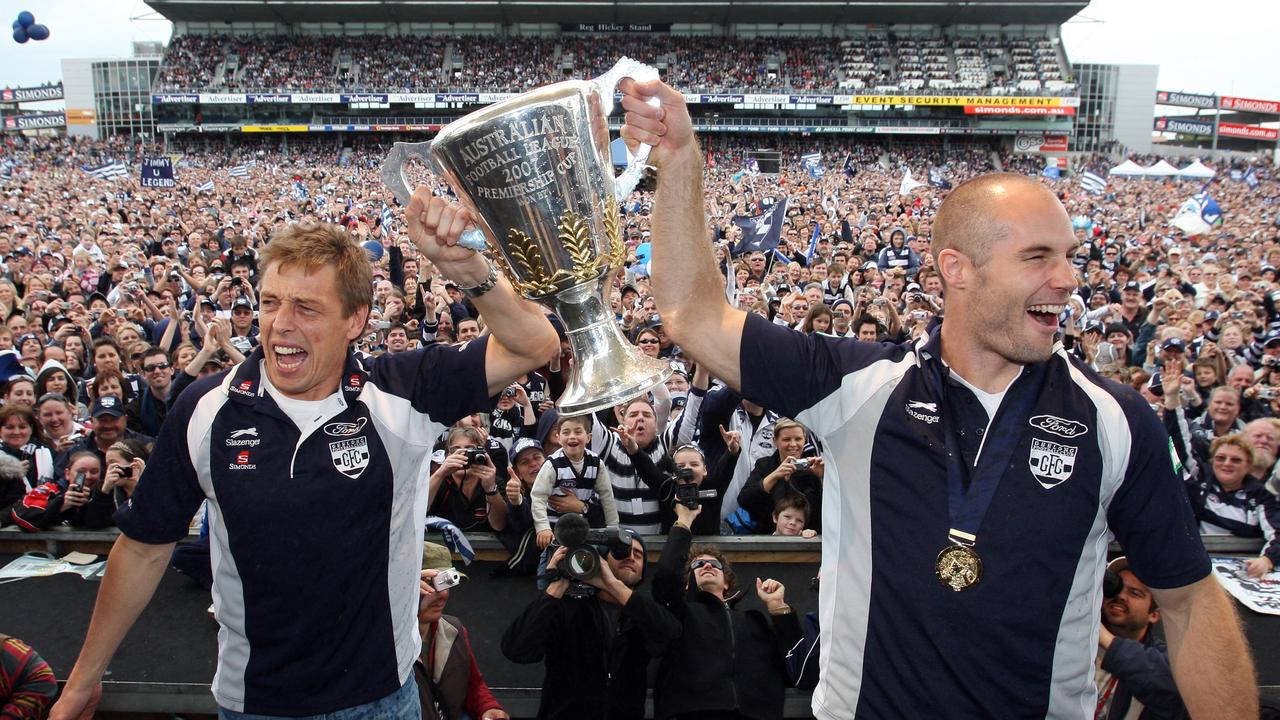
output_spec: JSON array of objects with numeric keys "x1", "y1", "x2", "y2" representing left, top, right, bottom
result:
[
  {"x1": 669, "y1": 467, "x2": 717, "y2": 510},
  {"x1": 1103, "y1": 568, "x2": 1123, "y2": 600},
  {"x1": 552, "y1": 513, "x2": 636, "y2": 596}
]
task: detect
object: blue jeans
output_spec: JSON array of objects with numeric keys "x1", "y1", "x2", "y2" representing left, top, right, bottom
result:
[{"x1": 218, "y1": 676, "x2": 420, "y2": 720}]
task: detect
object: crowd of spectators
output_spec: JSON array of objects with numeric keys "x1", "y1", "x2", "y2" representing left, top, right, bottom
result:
[
  {"x1": 152, "y1": 31, "x2": 1074, "y2": 95},
  {"x1": 1, "y1": 128, "x2": 1278, "y2": 714}
]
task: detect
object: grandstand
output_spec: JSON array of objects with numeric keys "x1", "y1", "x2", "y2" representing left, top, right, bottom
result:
[{"x1": 136, "y1": 0, "x2": 1086, "y2": 162}]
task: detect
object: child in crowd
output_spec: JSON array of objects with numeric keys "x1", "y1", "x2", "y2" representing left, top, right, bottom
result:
[
  {"x1": 531, "y1": 414, "x2": 619, "y2": 549},
  {"x1": 772, "y1": 494, "x2": 817, "y2": 538}
]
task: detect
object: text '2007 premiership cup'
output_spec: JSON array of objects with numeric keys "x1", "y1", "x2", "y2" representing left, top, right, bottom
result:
[{"x1": 382, "y1": 58, "x2": 670, "y2": 416}]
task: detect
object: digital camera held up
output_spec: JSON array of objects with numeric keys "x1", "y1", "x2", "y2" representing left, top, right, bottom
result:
[{"x1": 669, "y1": 467, "x2": 717, "y2": 510}]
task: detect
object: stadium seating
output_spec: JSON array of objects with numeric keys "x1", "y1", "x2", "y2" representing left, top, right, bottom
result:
[{"x1": 153, "y1": 33, "x2": 1076, "y2": 95}]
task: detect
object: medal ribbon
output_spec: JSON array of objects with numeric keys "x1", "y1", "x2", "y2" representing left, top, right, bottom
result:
[{"x1": 927, "y1": 354, "x2": 1048, "y2": 548}]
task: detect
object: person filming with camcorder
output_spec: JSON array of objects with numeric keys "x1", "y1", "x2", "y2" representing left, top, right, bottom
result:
[
  {"x1": 502, "y1": 511, "x2": 680, "y2": 720},
  {"x1": 1095, "y1": 557, "x2": 1187, "y2": 720},
  {"x1": 629, "y1": 431, "x2": 741, "y2": 534}
]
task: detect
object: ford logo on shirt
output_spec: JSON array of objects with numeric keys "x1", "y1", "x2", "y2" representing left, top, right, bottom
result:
[{"x1": 1029, "y1": 415, "x2": 1088, "y2": 439}]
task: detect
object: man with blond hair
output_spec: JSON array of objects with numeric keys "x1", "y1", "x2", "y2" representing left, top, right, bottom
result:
[{"x1": 53, "y1": 198, "x2": 559, "y2": 719}]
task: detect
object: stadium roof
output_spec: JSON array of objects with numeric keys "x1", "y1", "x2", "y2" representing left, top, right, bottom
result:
[{"x1": 144, "y1": 0, "x2": 1089, "y2": 27}]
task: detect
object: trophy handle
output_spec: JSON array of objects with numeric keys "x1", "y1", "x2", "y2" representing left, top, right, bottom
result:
[
  {"x1": 592, "y1": 57, "x2": 661, "y2": 203},
  {"x1": 380, "y1": 140, "x2": 433, "y2": 207},
  {"x1": 381, "y1": 140, "x2": 488, "y2": 252}
]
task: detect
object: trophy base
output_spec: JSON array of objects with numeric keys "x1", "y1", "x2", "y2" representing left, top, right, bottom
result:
[
  {"x1": 549, "y1": 283, "x2": 673, "y2": 417},
  {"x1": 556, "y1": 353, "x2": 673, "y2": 418}
]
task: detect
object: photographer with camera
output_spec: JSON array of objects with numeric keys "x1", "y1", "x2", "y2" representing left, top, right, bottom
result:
[
  {"x1": 651, "y1": 500, "x2": 801, "y2": 720},
  {"x1": 428, "y1": 426, "x2": 509, "y2": 534},
  {"x1": 502, "y1": 518, "x2": 679, "y2": 720},
  {"x1": 488, "y1": 382, "x2": 537, "y2": 453},
  {"x1": 414, "y1": 543, "x2": 509, "y2": 720},
  {"x1": 59, "y1": 450, "x2": 116, "y2": 529},
  {"x1": 102, "y1": 439, "x2": 149, "y2": 510},
  {"x1": 1095, "y1": 557, "x2": 1187, "y2": 720},
  {"x1": 736, "y1": 419, "x2": 825, "y2": 535}
]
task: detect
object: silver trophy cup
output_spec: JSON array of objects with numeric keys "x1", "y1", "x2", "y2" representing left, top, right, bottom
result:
[{"x1": 381, "y1": 58, "x2": 671, "y2": 416}]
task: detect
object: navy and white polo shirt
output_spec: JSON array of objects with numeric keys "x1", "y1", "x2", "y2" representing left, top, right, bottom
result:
[
  {"x1": 738, "y1": 314, "x2": 1208, "y2": 720},
  {"x1": 115, "y1": 340, "x2": 491, "y2": 715}
]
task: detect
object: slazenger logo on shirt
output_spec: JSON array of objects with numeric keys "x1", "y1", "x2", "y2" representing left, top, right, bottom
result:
[
  {"x1": 1029, "y1": 414, "x2": 1088, "y2": 439},
  {"x1": 905, "y1": 400, "x2": 939, "y2": 424},
  {"x1": 226, "y1": 427, "x2": 261, "y2": 447}
]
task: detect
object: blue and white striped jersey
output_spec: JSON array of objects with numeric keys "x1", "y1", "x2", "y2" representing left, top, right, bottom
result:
[
  {"x1": 738, "y1": 314, "x2": 1208, "y2": 720},
  {"x1": 115, "y1": 340, "x2": 491, "y2": 715}
]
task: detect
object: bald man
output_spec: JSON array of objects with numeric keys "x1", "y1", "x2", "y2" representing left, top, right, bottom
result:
[{"x1": 620, "y1": 77, "x2": 1257, "y2": 720}]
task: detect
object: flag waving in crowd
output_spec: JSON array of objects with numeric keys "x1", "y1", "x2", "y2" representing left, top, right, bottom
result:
[
  {"x1": 899, "y1": 169, "x2": 925, "y2": 196},
  {"x1": 730, "y1": 197, "x2": 788, "y2": 256},
  {"x1": 83, "y1": 160, "x2": 127, "y2": 180},
  {"x1": 1171, "y1": 191, "x2": 1224, "y2": 236},
  {"x1": 928, "y1": 166, "x2": 951, "y2": 190},
  {"x1": 801, "y1": 152, "x2": 825, "y2": 179},
  {"x1": 1078, "y1": 170, "x2": 1107, "y2": 195}
]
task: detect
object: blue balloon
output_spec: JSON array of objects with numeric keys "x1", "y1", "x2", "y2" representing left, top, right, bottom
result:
[
  {"x1": 27, "y1": 24, "x2": 48, "y2": 41},
  {"x1": 12, "y1": 26, "x2": 28, "y2": 43},
  {"x1": 17, "y1": 11, "x2": 34, "y2": 27},
  {"x1": 12, "y1": 20, "x2": 21, "y2": 30}
]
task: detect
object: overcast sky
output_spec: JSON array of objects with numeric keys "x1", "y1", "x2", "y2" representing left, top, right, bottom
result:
[{"x1": 0, "y1": 0, "x2": 1277, "y2": 103}]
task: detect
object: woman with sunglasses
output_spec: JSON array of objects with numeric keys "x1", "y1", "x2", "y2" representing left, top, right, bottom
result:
[
  {"x1": 650, "y1": 500, "x2": 801, "y2": 720},
  {"x1": 1172, "y1": 384, "x2": 1280, "y2": 573},
  {"x1": 633, "y1": 327, "x2": 662, "y2": 359},
  {"x1": 1171, "y1": 428, "x2": 1280, "y2": 580}
]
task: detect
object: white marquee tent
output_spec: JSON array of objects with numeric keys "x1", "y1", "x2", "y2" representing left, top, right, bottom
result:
[
  {"x1": 1144, "y1": 160, "x2": 1181, "y2": 176},
  {"x1": 1109, "y1": 160, "x2": 1146, "y2": 176},
  {"x1": 1177, "y1": 160, "x2": 1217, "y2": 179}
]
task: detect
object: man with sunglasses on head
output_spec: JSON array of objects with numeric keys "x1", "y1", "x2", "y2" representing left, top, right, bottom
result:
[{"x1": 650, "y1": 500, "x2": 800, "y2": 720}]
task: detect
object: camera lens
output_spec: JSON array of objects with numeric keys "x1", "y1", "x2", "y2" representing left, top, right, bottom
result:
[{"x1": 565, "y1": 547, "x2": 599, "y2": 581}]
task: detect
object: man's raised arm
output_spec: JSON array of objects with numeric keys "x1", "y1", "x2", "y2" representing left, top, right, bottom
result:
[{"x1": 619, "y1": 78, "x2": 747, "y2": 391}]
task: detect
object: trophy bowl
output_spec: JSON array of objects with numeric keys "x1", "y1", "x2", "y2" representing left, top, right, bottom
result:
[{"x1": 382, "y1": 58, "x2": 671, "y2": 416}]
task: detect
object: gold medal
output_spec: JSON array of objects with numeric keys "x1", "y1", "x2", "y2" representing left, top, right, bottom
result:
[{"x1": 935, "y1": 544, "x2": 982, "y2": 592}]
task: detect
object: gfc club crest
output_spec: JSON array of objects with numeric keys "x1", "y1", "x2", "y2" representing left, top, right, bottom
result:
[{"x1": 329, "y1": 437, "x2": 370, "y2": 479}]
